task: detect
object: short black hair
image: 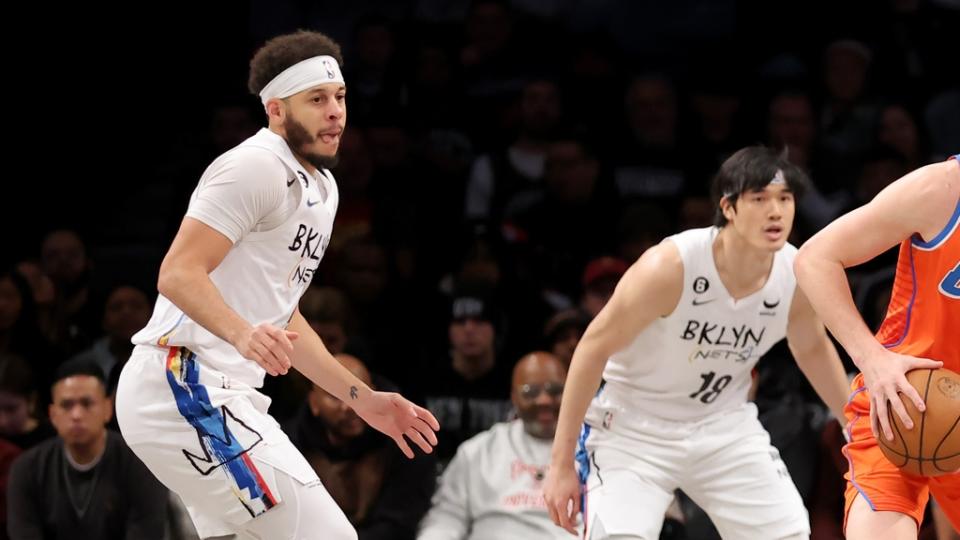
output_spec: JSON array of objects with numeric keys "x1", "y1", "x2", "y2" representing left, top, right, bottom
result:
[
  {"x1": 52, "y1": 359, "x2": 106, "y2": 392},
  {"x1": 711, "y1": 145, "x2": 810, "y2": 227}
]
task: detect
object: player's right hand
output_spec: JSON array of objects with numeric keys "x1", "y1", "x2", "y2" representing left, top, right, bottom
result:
[
  {"x1": 543, "y1": 461, "x2": 581, "y2": 536},
  {"x1": 233, "y1": 323, "x2": 299, "y2": 376},
  {"x1": 860, "y1": 349, "x2": 942, "y2": 442}
]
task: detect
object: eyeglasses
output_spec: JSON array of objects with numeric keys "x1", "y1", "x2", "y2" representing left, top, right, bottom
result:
[{"x1": 518, "y1": 382, "x2": 564, "y2": 400}]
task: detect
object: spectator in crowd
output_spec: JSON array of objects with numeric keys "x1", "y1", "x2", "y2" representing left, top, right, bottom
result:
[
  {"x1": 418, "y1": 351, "x2": 574, "y2": 539},
  {"x1": 419, "y1": 292, "x2": 514, "y2": 464},
  {"x1": 68, "y1": 285, "x2": 151, "y2": 383},
  {"x1": 7, "y1": 360, "x2": 168, "y2": 539},
  {"x1": 0, "y1": 353, "x2": 55, "y2": 450}
]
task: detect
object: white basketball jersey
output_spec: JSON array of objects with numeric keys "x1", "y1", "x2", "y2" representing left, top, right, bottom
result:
[
  {"x1": 589, "y1": 227, "x2": 797, "y2": 423},
  {"x1": 133, "y1": 129, "x2": 338, "y2": 388}
]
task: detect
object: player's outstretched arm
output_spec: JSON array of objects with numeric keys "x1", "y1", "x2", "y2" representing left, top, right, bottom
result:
[
  {"x1": 786, "y1": 285, "x2": 853, "y2": 423},
  {"x1": 794, "y1": 161, "x2": 957, "y2": 439},
  {"x1": 544, "y1": 240, "x2": 683, "y2": 535},
  {"x1": 288, "y1": 309, "x2": 439, "y2": 459}
]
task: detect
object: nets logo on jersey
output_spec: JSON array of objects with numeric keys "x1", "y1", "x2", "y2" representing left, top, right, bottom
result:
[
  {"x1": 286, "y1": 224, "x2": 329, "y2": 287},
  {"x1": 681, "y1": 319, "x2": 766, "y2": 363}
]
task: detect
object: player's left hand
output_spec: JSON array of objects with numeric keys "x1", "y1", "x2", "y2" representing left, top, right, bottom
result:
[{"x1": 353, "y1": 391, "x2": 440, "y2": 458}]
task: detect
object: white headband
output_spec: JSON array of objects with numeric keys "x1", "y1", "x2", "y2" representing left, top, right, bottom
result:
[
  {"x1": 769, "y1": 169, "x2": 786, "y2": 185},
  {"x1": 259, "y1": 55, "x2": 345, "y2": 106}
]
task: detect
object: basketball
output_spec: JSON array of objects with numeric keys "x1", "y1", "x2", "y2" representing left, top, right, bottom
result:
[{"x1": 877, "y1": 368, "x2": 960, "y2": 476}]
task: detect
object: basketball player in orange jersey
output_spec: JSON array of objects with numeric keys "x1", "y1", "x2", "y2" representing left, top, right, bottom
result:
[{"x1": 795, "y1": 153, "x2": 959, "y2": 538}]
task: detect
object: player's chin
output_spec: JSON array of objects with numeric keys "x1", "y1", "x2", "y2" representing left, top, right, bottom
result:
[
  {"x1": 314, "y1": 140, "x2": 340, "y2": 155},
  {"x1": 756, "y1": 235, "x2": 787, "y2": 251}
]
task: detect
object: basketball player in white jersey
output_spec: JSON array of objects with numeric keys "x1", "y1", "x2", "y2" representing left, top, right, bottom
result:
[
  {"x1": 543, "y1": 146, "x2": 851, "y2": 539},
  {"x1": 114, "y1": 30, "x2": 439, "y2": 540}
]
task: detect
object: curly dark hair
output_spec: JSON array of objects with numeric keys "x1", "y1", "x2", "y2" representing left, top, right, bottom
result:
[{"x1": 247, "y1": 30, "x2": 344, "y2": 96}]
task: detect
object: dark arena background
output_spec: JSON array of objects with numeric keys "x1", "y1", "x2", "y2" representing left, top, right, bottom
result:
[{"x1": 2, "y1": 1, "x2": 958, "y2": 539}]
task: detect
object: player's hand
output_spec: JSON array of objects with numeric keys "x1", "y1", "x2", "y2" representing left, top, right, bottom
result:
[
  {"x1": 860, "y1": 349, "x2": 942, "y2": 441},
  {"x1": 543, "y1": 460, "x2": 581, "y2": 535},
  {"x1": 353, "y1": 391, "x2": 439, "y2": 458},
  {"x1": 233, "y1": 323, "x2": 298, "y2": 376}
]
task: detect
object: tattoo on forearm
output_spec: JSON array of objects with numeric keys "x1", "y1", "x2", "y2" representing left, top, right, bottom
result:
[{"x1": 350, "y1": 385, "x2": 358, "y2": 400}]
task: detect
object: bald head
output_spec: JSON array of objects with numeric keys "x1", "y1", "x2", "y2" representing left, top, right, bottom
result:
[
  {"x1": 512, "y1": 352, "x2": 566, "y2": 439},
  {"x1": 512, "y1": 351, "x2": 566, "y2": 388}
]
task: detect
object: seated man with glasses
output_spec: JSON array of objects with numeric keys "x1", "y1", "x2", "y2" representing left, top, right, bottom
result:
[{"x1": 417, "y1": 351, "x2": 577, "y2": 539}]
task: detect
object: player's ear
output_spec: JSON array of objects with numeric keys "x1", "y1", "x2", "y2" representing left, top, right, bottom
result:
[
  {"x1": 720, "y1": 195, "x2": 737, "y2": 221},
  {"x1": 265, "y1": 98, "x2": 285, "y2": 123}
]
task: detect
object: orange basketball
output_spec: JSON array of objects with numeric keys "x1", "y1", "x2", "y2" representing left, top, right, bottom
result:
[{"x1": 877, "y1": 368, "x2": 960, "y2": 476}]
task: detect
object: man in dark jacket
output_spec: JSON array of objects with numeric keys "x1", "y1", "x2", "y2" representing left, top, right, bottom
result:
[{"x1": 7, "y1": 360, "x2": 168, "y2": 540}]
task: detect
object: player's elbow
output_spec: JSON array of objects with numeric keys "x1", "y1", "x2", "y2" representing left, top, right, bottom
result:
[
  {"x1": 156, "y1": 266, "x2": 176, "y2": 299},
  {"x1": 157, "y1": 260, "x2": 191, "y2": 300},
  {"x1": 793, "y1": 242, "x2": 818, "y2": 287}
]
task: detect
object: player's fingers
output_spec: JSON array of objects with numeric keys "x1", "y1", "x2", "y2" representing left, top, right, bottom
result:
[
  {"x1": 875, "y1": 394, "x2": 895, "y2": 441},
  {"x1": 250, "y1": 343, "x2": 277, "y2": 377},
  {"x1": 410, "y1": 404, "x2": 441, "y2": 431},
  {"x1": 258, "y1": 334, "x2": 290, "y2": 373},
  {"x1": 268, "y1": 326, "x2": 295, "y2": 355},
  {"x1": 545, "y1": 495, "x2": 560, "y2": 526},
  {"x1": 569, "y1": 491, "x2": 581, "y2": 524},
  {"x1": 285, "y1": 330, "x2": 299, "y2": 341},
  {"x1": 250, "y1": 341, "x2": 280, "y2": 376},
  {"x1": 410, "y1": 417, "x2": 439, "y2": 446},
  {"x1": 868, "y1": 408, "x2": 880, "y2": 441},
  {"x1": 260, "y1": 330, "x2": 292, "y2": 367},
  {"x1": 911, "y1": 357, "x2": 943, "y2": 371},
  {"x1": 409, "y1": 403, "x2": 440, "y2": 434},
  {"x1": 889, "y1": 390, "x2": 915, "y2": 430},
  {"x1": 560, "y1": 496, "x2": 579, "y2": 535},
  {"x1": 404, "y1": 428, "x2": 433, "y2": 454},
  {"x1": 392, "y1": 434, "x2": 414, "y2": 459},
  {"x1": 901, "y1": 383, "x2": 928, "y2": 414},
  {"x1": 553, "y1": 497, "x2": 567, "y2": 529}
]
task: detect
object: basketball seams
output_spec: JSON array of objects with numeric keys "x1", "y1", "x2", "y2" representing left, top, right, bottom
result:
[
  {"x1": 880, "y1": 408, "x2": 910, "y2": 465},
  {"x1": 931, "y1": 377, "x2": 960, "y2": 472},
  {"x1": 931, "y1": 414, "x2": 960, "y2": 463},
  {"x1": 876, "y1": 369, "x2": 960, "y2": 475}
]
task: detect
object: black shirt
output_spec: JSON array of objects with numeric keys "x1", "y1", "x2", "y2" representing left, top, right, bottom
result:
[
  {"x1": 6, "y1": 430, "x2": 168, "y2": 540},
  {"x1": 418, "y1": 356, "x2": 514, "y2": 464}
]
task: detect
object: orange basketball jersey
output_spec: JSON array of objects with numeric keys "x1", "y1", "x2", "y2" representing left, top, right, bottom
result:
[{"x1": 875, "y1": 155, "x2": 960, "y2": 370}]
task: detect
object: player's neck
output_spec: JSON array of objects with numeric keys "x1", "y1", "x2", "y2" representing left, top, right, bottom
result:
[
  {"x1": 451, "y1": 350, "x2": 496, "y2": 382},
  {"x1": 292, "y1": 152, "x2": 319, "y2": 176},
  {"x1": 713, "y1": 226, "x2": 774, "y2": 299}
]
